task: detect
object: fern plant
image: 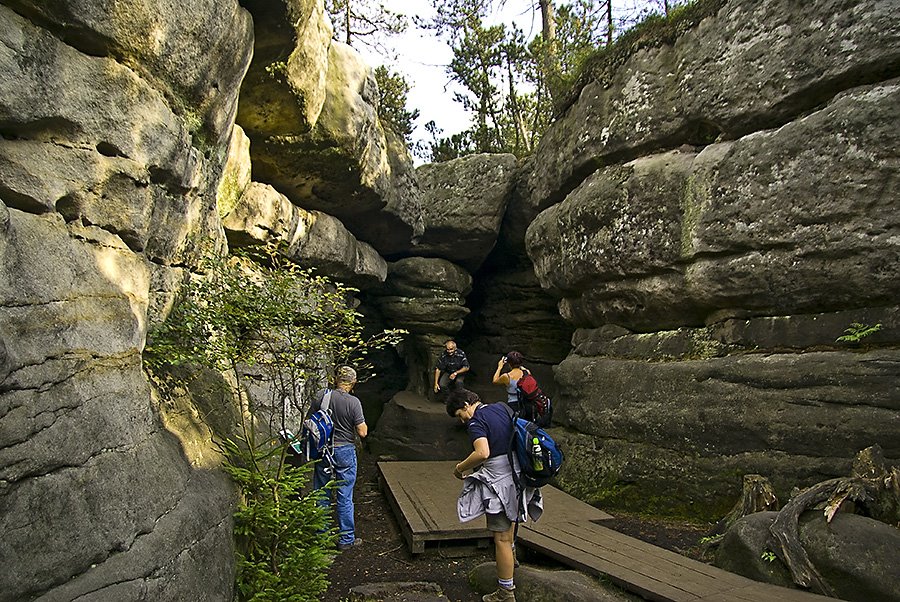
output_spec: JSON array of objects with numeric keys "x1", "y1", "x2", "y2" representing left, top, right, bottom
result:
[{"x1": 836, "y1": 322, "x2": 882, "y2": 343}]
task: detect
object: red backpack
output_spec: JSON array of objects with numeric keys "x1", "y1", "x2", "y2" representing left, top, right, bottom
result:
[{"x1": 516, "y1": 368, "x2": 553, "y2": 428}]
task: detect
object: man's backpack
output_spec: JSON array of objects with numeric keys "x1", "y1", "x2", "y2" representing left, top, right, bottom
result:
[
  {"x1": 507, "y1": 409, "x2": 564, "y2": 489},
  {"x1": 280, "y1": 389, "x2": 335, "y2": 469},
  {"x1": 516, "y1": 368, "x2": 553, "y2": 428}
]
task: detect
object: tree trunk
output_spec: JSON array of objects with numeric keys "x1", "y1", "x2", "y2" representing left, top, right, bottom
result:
[
  {"x1": 701, "y1": 474, "x2": 778, "y2": 554},
  {"x1": 538, "y1": 0, "x2": 561, "y2": 99},
  {"x1": 344, "y1": 1, "x2": 351, "y2": 45},
  {"x1": 767, "y1": 446, "x2": 900, "y2": 595},
  {"x1": 606, "y1": 0, "x2": 613, "y2": 46},
  {"x1": 506, "y1": 56, "x2": 531, "y2": 154}
]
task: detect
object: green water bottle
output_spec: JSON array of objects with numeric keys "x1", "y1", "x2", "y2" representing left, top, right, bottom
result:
[{"x1": 531, "y1": 437, "x2": 544, "y2": 471}]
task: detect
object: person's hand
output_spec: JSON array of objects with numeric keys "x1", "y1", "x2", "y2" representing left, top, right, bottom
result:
[
  {"x1": 449, "y1": 371, "x2": 457, "y2": 380},
  {"x1": 434, "y1": 383, "x2": 440, "y2": 392},
  {"x1": 498, "y1": 357, "x2": 506, "y2": 367},
  {"x1": 453, "y1": 463, "x2": 464, "y2": 480}
]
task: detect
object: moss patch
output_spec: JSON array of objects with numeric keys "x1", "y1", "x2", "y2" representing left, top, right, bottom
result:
[{"x1": 556, "y1": 0, "x2": 729, "y2": 118}]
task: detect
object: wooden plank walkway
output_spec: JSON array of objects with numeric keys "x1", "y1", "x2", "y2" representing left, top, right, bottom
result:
[
  {"x1": 378, "y1": 460, "x2": 612, "y2": 553},
  {"x1": 378, "y1": 460, "x2": 837, "y2": 602}
]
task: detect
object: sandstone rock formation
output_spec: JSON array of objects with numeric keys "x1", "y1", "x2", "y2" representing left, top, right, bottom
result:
[
  {"x1": 366, "y1": 391, "x2": 471, "y2": 462},
  {"x1": 1, "y1": 0, "x2": 898, "y2": 598},
  {"x1": 523, "y1": 0, "x2": 900, "y2": 518},
  {"x1": 527, "y1": 0, "x2": 900, "y2": 211},
  {"x1": 0, "y1": 1, "x2": 253, "y2": 598},
  {"x1": 237, "y1": 0, "x2": 424, "y2": 257},
  {"x1": 367, "y1": 257, "x2": 473, "y2": 394},
  {"x1": 715, "y1": 511, "x2": 900, "y2": 602},
  {"x1": 222, "y1": 182, "x2": 387, "y2": 288},
  {"x1": 414, "y1": 153, "x2": 517, "y2": 272}
]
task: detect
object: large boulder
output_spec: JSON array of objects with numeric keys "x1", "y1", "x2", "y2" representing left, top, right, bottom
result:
[
  {"x1": 367, "y1": 257, "x2": 472, "y2": 394},
  {"x1": 414, "y1": 153, "x2": 518, "y2": 272},
  {"x1": 0, "y1": 2, "x2": 252, "y2": 599},
  {"x1": 0, "y1": 209, "x2": 235, "y2": 601},
  {"x1": 715, "y1": 511, "x2": 900, "y2": 602},
  {"x1": 527, "y1": 0, "x2": 900, "y2": 210},
  {"x1": 0, "y1": 4, "x2": 230, "y2": 266},
  {"x1": 368, "y1": 391, "x2": 471, "y2": 461},
  {"x1": 237, "y1": 0, "x2": 331, "y2": 135},
  {"x1": 237, "y1": 1, "x2": 424, "y2": 256},
  {"x1": 6, "y1": 0, "x2": 254, "y2": 148},
  {"x1": 527, "y1": 81, "x2": 900, "y2": 331},
  {"x1": 469, "y1": 562, "x2": 635, "y2": 601},
  {"x1": 222, "y1": 182, "x2": 387, "y2": 287}
]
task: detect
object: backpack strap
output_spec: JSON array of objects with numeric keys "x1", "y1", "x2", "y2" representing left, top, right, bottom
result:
[
  {"x1": 320, "y1": 388, "x2": 336, "y2": 470},
  {"x1": 504, "y1": 403, "x2": 526, "y2": 545}
]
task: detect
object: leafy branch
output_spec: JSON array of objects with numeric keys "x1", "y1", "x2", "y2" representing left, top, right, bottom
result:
[{"x1": 145, "y1": 242, "x2": 406, "y2": 600}]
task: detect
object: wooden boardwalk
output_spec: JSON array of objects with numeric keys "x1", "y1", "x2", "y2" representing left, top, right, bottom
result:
[{"x1": 378, "y1": 460, "x2": 836, "y2": 602}]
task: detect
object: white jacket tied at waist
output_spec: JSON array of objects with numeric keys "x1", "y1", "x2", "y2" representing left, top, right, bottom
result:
[{"x1": 457, "y1": 455, "x2": 544, "y2": 524}]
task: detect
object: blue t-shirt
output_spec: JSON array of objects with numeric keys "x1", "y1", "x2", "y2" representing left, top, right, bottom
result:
[{"x1": 467, "y1": 403, "x2": 514, "y2": 458}]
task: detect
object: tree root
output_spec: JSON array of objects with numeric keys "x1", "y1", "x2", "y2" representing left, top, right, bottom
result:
[{"x1": 766, "y1": 445, "x2": 900, "y2": 595}]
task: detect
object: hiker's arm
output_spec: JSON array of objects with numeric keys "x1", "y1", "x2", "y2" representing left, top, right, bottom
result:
[
  {"x1": 492, "y1": 358, "x2": 508, "y2": 385},
  {"x1": 434, "y1": 367, "x2": 441, "y2": 390},
  {"x1": 356, "y1": 421, "x2": 368, "y2": 438},
  {"x1": 454, "y1": 437, "x2": 489, "y2": 478},
  {"x1": 450, "y1": 362, "x2": 469, "y2": 380}
]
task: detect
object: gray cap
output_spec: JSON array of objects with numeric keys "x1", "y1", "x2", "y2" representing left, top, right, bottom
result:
[{"x1": 336, "y1": 365, "x2": 357, "y2": 384}]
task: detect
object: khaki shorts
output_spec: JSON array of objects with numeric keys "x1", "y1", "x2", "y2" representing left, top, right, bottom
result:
[{"x1": 486, "y1": 512, "x2": 512, "y2": 532}]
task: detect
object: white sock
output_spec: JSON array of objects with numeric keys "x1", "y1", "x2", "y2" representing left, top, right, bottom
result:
[{"x1": 498, "y1": 577, "x2": 514, "y2": 590}]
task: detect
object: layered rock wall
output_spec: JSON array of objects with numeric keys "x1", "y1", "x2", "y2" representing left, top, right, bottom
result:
[
  {"x1": 0, "y1": 1, "x2": 254, "y2": 599},
  {"x1": 524, "y1": 0, "x2": 900, "y2": 517}
]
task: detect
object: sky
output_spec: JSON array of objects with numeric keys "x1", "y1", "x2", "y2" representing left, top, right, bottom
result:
[{"x1": 354, "y1": 0, "x2": 669, "y2": 157}]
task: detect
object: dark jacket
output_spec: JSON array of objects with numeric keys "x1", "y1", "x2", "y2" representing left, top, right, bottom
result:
[{"x1": 436, "y1": 349, "x2": 469, "y2": 374}]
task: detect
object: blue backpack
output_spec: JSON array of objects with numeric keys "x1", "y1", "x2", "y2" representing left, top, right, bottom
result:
[
  {"x1": 507, "y1": 408, "x2": 564, "y2": 489},
  {"x1": 280, "y1": 389, "x2": 335, "y2": 469}
]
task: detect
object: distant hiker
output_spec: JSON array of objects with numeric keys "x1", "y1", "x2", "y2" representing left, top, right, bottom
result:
[
  {"x1": 447, "y1": 389, "x2": 542, "y2": 602},
  {"x1": 433, "y1": 339, "x2": 469, "y2": 398},
  {"x1": 311, "y1": 365, "x2": 367, "y2": 550},
  {"x1": 494, "y1": 350, "x2": 553, "y2": 427},
  {"x1": 492, "y1": 351, "x2": 525, "y2": 410}
]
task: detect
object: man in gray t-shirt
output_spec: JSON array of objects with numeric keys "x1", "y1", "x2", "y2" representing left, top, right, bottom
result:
[{"x1": 311, "y1": 366, "x2": 367, "y2": 550}]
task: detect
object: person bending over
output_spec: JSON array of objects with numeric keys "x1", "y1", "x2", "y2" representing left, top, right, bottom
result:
[{"x1": 447, "y1": 389, "x2": 542, "y2": 602}]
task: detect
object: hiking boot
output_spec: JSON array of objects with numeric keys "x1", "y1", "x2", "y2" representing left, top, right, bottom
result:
[
  {"x1": 482, "y1": 587, "x2": 516, "y2": 602},
  {"x1": 337, "y1": 538, "x2": 362, "y2": 550}
]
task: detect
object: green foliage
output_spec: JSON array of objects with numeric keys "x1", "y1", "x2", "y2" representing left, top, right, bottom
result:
[
  {"x1": 760, "y1": 550, "x2": 777, "y2": 563},
  {"x1": 326, "y1": 0, "x2": 406, "y2": 50},
  {"x1": 146, "y1": 243, "x2": 406, "y2": 600},
  {"x1": 145, "y1": 244, "x2": 405, "y2": 401},
  {"x1": 374, "y1": 66, "x2": 420, "y2": 142},
  {"x1": 420, "y1": 0, "x2": 618, "y2": 161},
  {"x1": 836, "y1": 322, "x2": 882, "y2": 343},
  {"x1": 222, "y1": 438, "x2": 336, "y2": 602}
]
